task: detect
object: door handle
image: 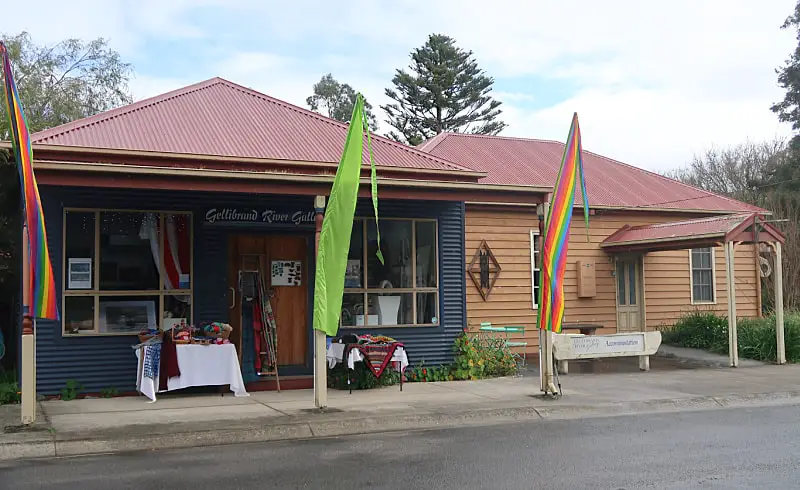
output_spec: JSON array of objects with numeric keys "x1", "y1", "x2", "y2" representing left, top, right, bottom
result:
[{"x1": 229, "y1": 286, "x2": 236, "y2": 309}]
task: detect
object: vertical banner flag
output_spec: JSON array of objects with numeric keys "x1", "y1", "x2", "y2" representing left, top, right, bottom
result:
[
  {"x1": 537, "y1": 112, "x2": 589, "y2": 334},
  {"x1": 1, "y1": 41, "x2": 59, "y2": 320},
  {"x1": 313, "y1": 95, "x2": 382, "y2": 336}
]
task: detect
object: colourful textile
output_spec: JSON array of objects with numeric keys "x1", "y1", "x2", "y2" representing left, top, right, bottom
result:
[
  {"x1": 313, "y1": 95, "x2": 382, "y2": 337},
  {"x1": 0, "y1": 42, "x2": 59, "y2": 320},
  {"x1": 347, "y1": 342, "x2": 404, "y2": 378},
  {"x1": 143, "y1": 345, "x2": 160, "y2": 380},
  {"x1": 538, "y1": 113, "x2": 590, "y2": 334}
]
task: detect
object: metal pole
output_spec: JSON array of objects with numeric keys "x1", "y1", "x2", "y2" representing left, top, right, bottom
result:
[
  {"x1": 20, "y1": 225, "x2": 36, "y2": 425},
  {"x1": 313, "y1": 195, "x2": 328, "y2": 409},
  {"x1": 775, "y1": 242, "x2": 786, "y2": 365}
]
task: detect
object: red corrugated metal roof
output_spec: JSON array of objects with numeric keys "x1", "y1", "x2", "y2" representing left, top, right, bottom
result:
[
  {"x1": 419, "y1": 133, "x2": 763, "y2": 213},
  {"x1": 31, "y1": 78, "x2": 475, "y2": 173},
  {"x1": 601, "y1": 214, "x2": 751, "y2": 246}
]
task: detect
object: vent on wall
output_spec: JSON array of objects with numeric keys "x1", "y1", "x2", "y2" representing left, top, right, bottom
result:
[{"x1": 577, "y1": 260, "x2": 596, "y2": 298}]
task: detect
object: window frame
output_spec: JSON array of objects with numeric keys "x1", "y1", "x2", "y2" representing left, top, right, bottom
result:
[
  {"x1": 530, "y1": 229, "x2": 541, "y2": 309},
  {"x1": 689, "y1": 247, "x2": 716, "y2": 305},
  {"x1": 341, "y1": 217, "x2": 439, "y2": 328},
  {"x1": 61, "y1": 208, "x2": 194, "y2": 337}
]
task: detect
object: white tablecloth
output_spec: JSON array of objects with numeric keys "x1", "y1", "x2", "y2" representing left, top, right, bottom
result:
[
  {"x1": 136, "y1": 343, "x2": 249, "y2": 402},
  {"x1": 326, "y1": 343, "x2": 409, "y2": 372}
]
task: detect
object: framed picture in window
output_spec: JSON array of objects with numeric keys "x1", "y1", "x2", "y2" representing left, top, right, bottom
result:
[
  {"x1": 67, "y1": 258, "x2": 92, "y2": 289},
  {"x1": 99, "y1": 300, "x2": 157, "y2": 334}
]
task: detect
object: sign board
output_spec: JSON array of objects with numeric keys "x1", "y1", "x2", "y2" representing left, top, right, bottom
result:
[
  {"x1": 205, "y1": 208, "x2": 314, "y2": 226},
  {"x1": 553, "y1": 331, "x2": 662, "y2": 361},
  {"x1": 271, "y1": 260, "x2": 302, "y2": 286}
]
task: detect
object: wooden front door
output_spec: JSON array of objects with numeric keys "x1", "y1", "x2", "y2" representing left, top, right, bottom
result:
[
  {"x1": 616, "y1": 256, "x2": 644, "y2": 333},
  {"x1": 227, "y1": 235, "x2": 309, "y2": 367}
]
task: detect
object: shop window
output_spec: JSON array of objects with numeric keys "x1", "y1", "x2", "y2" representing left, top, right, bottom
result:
[
  {"x1": 62, "y1": 210, "x2": 193, "y2": 336},
  {"x1": 690, "y1": 247, "x2": 715, "y2": 304},
  {"x1": 342, "y1": 218, "x2": 439, "y2": 327},
  {"x1": 530, "y1": 230, "x2": 541, "y2": 308}
]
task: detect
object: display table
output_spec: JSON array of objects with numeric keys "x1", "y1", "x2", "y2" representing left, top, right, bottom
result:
[
  {"x1": 326, "y1": 342, "x2": 409, "y2": 393},
  {"x1": 136, "y1": 343, "x2": 249, "y2": 402}
]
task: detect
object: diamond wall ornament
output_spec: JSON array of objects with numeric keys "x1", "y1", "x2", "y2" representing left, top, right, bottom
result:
[{"x1": 468, "y1": 240, "x2": 501, "y2": 300}]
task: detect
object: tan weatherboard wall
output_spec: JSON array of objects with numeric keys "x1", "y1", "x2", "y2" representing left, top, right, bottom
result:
[{"x1": 465, "y1": 205, "x2": 759, "y2": 353}]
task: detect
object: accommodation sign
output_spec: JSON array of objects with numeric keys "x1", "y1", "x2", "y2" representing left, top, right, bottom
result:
[{"x1": 205, "y1": 208, "x2": 315, "y2": 225}]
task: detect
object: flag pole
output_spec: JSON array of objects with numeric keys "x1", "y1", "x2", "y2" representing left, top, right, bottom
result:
[
  {"x1": 20, "y1": 222, "x2": 36, "y2": 425},
  {"x1": 313, "y1": 195, "x2": 327, "y2": 409}
]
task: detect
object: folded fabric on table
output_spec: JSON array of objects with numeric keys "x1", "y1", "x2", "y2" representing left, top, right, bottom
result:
[
  {"x1": 143, "y1": 345, "x2": 160, "y2": 380},
  {"x1": 159, "y1": 335, "x2": 181, "y2": 391}
]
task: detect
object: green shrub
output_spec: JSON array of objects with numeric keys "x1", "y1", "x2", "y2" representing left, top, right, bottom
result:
[
  {"x1": 60, "y1": 379, "x2": 83, "y2": 401},
  {"x1": 451, "y1": 331, "x2": 517, "y2": 380},
  {"x1": 661, "y1": 311, "x2": 729, "y2": 354},
  {"x1": 327, "y1": 362, "x2": 399, "y2": 390},
  {"x1": 662, "y1": 311, "x2": 800, "y2": 363},
  {"x1": 0, "y1": 370, "x2": 20, "y2": 405},
  {"x1": 407, "y1": 361, "x2": 451, "y2": 382},
  {"x1": 100, "y1": 386, "x2": 120, "y2": 398}
]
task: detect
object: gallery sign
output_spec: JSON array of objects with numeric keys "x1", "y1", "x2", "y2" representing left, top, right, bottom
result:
[
  {"x1": 204, "y1": 208, "x2": 315, "y2": 226},
  {"x1": 552, "y1": 331, "x2": 662, "y2": 361}
]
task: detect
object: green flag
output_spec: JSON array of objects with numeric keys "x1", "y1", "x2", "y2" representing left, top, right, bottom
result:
[{"x1": 313, "y1": 95, "x2": 382, "y2": 336}]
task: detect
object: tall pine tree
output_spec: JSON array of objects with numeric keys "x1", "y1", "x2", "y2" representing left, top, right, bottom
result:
[
  {"x1": 382, "y1": 34, "x2": 506, "y2": 146},
  {"x1": 771, "y1": 1, "x2": 800, "y2": 192}
]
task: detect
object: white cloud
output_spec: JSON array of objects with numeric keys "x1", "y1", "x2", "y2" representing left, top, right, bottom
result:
[{"x1": 3, "y1": 0, "x2": 798, "y2": 172}]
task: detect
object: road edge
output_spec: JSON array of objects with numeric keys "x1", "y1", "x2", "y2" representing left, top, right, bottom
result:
[{"x1": 3, "y1": 390, "x2": 800, "y2": 462}]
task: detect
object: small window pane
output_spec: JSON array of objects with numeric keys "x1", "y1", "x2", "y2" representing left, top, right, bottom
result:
[
  {"x1": 65, "y1": 212, "x2": 95, "y2": 290},
  {"x1": 341, "y1": 293, "x2": 368, "y2": 327},
  {"x1": 163, "y1": 214, "x2": 192, "y2": 290},
  {"x1": 416, "y1": 292, "x2": 438, "y2": 324},
  {"x1": 616, "y1": 261, "x2": 626, "y2": 305},
  {"x1": 344, "y1": 222, "x2": 364, "y2": 289},
  {"x1": 628, "y1": 262, "x2": 637, "y2": 306},
  {"x1": 415, "y1": 221, "x2": 437, "y2": 287},
  {"x1": 98, "y1": 296, "x2": 159, "y2": 334},
  {"x1": 64, "y1": 296, "x2": 94, "y2": 335},
  {"x1": 368, "y1": 292, "x2": 413, "y2": 326},
  {"x1": 367, "y1": 220, "x2": 412, "y2": 289},
  {"x1": 99, "y1": 212, "x2": 159, "y2": 291},
  {"x1": 164, "y1": 294, "x2": 191, "y2": 328}
]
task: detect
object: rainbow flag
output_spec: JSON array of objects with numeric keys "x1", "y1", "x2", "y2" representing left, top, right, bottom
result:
[
  {"x1": 1, "y1": 42, "x2": 59, "y2": 320},
  {"x1": 537, "y1": 113, "x2": 589, "y2": 333}
]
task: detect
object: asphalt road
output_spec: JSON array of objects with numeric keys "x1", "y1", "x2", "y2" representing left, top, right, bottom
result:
[{"x1": 3, "y1": 404, "x2": 800, "y2": 489}]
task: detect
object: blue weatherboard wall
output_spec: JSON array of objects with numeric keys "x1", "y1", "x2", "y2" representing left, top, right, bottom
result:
[{"x1": 36, "y1": 186, "x2": 466, "y2": 395}]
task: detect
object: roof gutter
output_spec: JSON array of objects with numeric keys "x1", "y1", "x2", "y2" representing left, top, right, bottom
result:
[
  {"x1": 0, "y1": 141, "x2": 488, "y2": 179},
  {"x1": 33, "y1": 160, "x2": 549, "y2": 194}
]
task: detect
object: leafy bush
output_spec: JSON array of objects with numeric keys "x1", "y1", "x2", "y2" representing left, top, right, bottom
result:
[
  {"x1": 407, "y1": 361, "x2": 451, "y2": 382},
  {"x1": 661, "y1": 311, "x2": 729, "y2": 354},
  {"x1": 0, "y1": 370, "x2": 20, "y2": 405},
  {"x1": 60, "y1": 379, "x2": 83, "y2": 401},
  {"x1": 407, "y1": 331, "x2": 518, "y2": 383},
  {"x1": 327, "y1": 362, "x2": 399, "y2": 390},
  {"x1": 661, "y1": 311, "x2": 800, "y2": 363},
  {"x1": 451, "y1": 331, "x2": 517, "y2": 380},
  {"x1": 100, "y1": 386, "x2": 120, "y2": 398}
]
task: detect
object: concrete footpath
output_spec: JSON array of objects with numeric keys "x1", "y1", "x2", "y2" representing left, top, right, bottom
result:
[{"x1": 3, "y1": 361, "x2": 800, "y2": 462}]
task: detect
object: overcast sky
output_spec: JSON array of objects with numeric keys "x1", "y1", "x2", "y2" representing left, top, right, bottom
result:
[{"x1": 2, "y1": 0, "x2": 797, "y2": 172}]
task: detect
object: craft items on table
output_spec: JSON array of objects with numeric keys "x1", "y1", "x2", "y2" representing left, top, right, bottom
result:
[
  {"x1": 326, "y1": 336, "x2": 409, "y2": 394},
  {"x1": 134, "y1": 321, "x2": 244, "y2": 401}
]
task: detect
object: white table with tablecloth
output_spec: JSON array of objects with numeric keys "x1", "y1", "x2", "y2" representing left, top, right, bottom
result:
[{"x1": 135, "y1": 343, "x2": 249, "y2": 402}]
